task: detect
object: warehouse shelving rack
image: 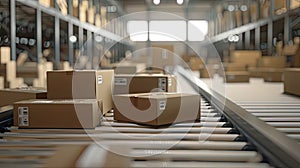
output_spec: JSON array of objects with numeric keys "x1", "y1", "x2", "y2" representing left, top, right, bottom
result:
[
  {"x1": 208, "y1": 0, "x2": 300, "y2": 56},
  {"x1": 7, "y1": 0, "x2": 131, "y2": 69}
]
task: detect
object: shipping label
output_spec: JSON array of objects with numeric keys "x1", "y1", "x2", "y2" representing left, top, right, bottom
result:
[
  {"x1": 115, "y1": 78, "x2": 127, "y2": 86},
  {"x1": 18, "y1": 107, "x2": 29, "y2": 126}
]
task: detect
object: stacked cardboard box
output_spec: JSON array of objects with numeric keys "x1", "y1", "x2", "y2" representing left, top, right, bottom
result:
[
  {"x1": 47, "y1": 70, "x2": 114, "y2": 114},
  {"x1": 223, "y1": 63, "x2": 247, "y2": 72},
  {"x1": 114, "y1": 63, "x2": 147, "y2": 74},
  {"x1": 230, "y1": 50, "x2": 262, "y2": 67},
  {"x1": 257, "y1": 56, "x2": 286, "y2": 68},
  {"x1": 249, "y1": 56, "x2": 286, "y2": 79},
  {"x1": 14, "y1": 99, "x2": 100, "y2": 128},
  {"x1": 284, "y1": 68, "x2": 300, "y2": 96},
  {"x1": 0, "y1": 87, "x2": 47, "y2": 107},
  {"x1": 262, "y1": 68, "x2": 284, "y2": 82},
  {"x1": 114, "y1": 74, "x2": 176, "y2": 95},
  {"x1": 14, "y1": 70, "x2": 113, "y2": 129},
  {"x1": 199, "y1": 65, "x2": 219, "y2": 78},
  {"x1": 189, "y1": 57, "x2": 204, "y2": 71},
  {"x1": 225, "y1": 71, "x2": 250, "y2": 83},
  {"x1": 113, "y1": 93, "x2": 200, "y2": 126}
]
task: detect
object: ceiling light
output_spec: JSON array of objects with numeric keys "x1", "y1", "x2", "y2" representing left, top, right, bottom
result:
[
  {"x1": 153, "y1": 0, "x2": 160, "y2": 5},
  {"x1": 227, "y1": 5, "x2": 235, "y2": 12},
  {"x1": 240, "y1": 5, "x2": 248, "y2": 11},
  {"x1": 177, "y1": 0, "x2": 184, "y2": 5},
  {"x1": 69, "y1": 35, "x2": 77, "y2": 43}
]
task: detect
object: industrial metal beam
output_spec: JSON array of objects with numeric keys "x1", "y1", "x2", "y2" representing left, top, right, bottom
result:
[
  {"x1": 267, "y1": 21, "x2": 273, "y2": 55},
  {"x1": 36, "y1": 8, "x2": 42, "y2": 63},
  {"x1": 68, "y1": 22, "x2": 74, "y2": 67},
  {"x1": 209, "y1": 7, "x2": 300, "y2": 44},
  {"x1": 245, "y1": 31, "x2": 250, "y2": 49},
  {"x1": 15, "y1": 0, "x2": 130, "y2": 45},
  {"x1": 255, "y1": 27, "x2": 260, "y2": 50},
  {"x1": 10, "y1": 0, "x2": 16, "y2": 61}
]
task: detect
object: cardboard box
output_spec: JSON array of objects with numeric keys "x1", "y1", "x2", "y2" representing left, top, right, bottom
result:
[
  {"x1": 0, "y1": 87, "x2": 47, "y2": 107},
  {"x1": 47, "y1": 70, "x2": 113, "y2": 113},
  {"x1": 225, "y1": 71, "x2": 250, "y2": 83},
  {"x1": 223, "y1": 63, "x2": 246, "y2": 72},
  {"x1": 199, "y1": 65, "x2": 219, "y2": 78},
  {"x1": 39, "y1": 0, "x2": 54, "y2": 7},
  {"x1": 235, "y1": 10, "x2": 242, "y2": 27},
  {"x1": 114, "y1": 63, "x2": 147, "y2": 74},
  {"x1": 114, "y1": 74, "x2": 176, "y2": 94},
  {"x1": 242, "y1": 11, "x2": 249, "y2": 25},
  {"x1": 248, "y1": 67, "x2": 264, "y2": 78},
  {"x1": 284, "y1": 68, "x2": 300, "y2": 96},
  {"x1": 0, "y1": 61, "x2": 16, "y2": 83},
  {"x1": 231, "y1": 50, "x2": 262, "y2": 66},
  {"x1": 14, "y1": 99, "x2": 100, "y2": 128},
  {"x1": 189, "y1": 57, "x2": 204, "y2": 71},
  {"x1": 0, "y1": 47, "x2": 10, "y2": 64},
  {"x1": 257, "y1": 56, "x2": 286, "y2": 68},
  {"x1": 262, "y1": 68, "x2": 284, "y2": 82},
  {"x1": 0, "y1": 77, "x2": 3, "y2": 89},
  {"x1": 44, "y1": 144, "x2": 131, "y2": 167},
  {"x1": 250, "y1": 2, "x2": 259, "y2": 22},
  {"x1": 113, "y1": 93, "x2": 200, "y2": 126}
]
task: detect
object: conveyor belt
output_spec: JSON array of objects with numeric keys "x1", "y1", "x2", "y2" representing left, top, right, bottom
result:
[
  {"x1": 237, "y1": 101, "x2": 300, "y2": 142},
  {"x1": 0, "y1": 67, "x2": 299, "y2": 167},
  {"x1": 0, "y1": 96, "x2": 270, "y2": 167}
]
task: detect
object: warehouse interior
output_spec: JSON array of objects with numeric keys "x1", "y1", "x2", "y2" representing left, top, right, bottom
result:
[{"x1": 0, "y1": 0, "x2": 300, "y2": 167}]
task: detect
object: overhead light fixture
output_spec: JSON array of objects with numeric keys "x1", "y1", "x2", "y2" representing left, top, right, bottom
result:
[
  {"x1": 177, "y1": 0, "x2": 184, "y2": 5},
  {"x1": 240, "y1": 5, "x2": 248, "y2": 12},
  {"x1": 227, "y1": 5, "x2": 235, "y2": 12},
  {"x1": 95, "y1": 35, "x2": 103, "y2": 43},
  {"x1": 153, "y1": 0, "x2": 160, "y2": 5},
  {"x1": 69, "y1": 35, "x2": 77, "y2": 43}
]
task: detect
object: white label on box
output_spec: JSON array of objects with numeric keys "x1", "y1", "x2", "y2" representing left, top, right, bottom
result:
[
  {"x1": 159, "y1": 101, "x2": 166, "y2": 110},
  {"x1": 162, "y1": 50, "x2": 168, "y2": 59},
  {"x1": 18, "y1": 107, "x2": 29, "y2": 126},
  {"x1": 228, "y1": 75, "x2": 235, "y2": 80},
  {"x1": 115, "y1": 78, "x2": 127, "y2": 86},
  {"x1": 98, "y1": 75, "x2": 103, "y2": 84},
  {"x1": 158, "y1": 78, "x2": 167, "y2": 91},
  {"x1": 168, "y1": 78, "x2": 172, "y2": 86}
]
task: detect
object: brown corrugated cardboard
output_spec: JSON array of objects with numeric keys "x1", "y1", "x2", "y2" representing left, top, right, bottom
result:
[
  {"x1": 262, "y1": 68, "x2": 284, "y2": 82},
  {"x1": 248, "y1": 67, "x2": 264, "y2": 78},
  {"x1": 0, "y1": 47, "x2": 10, "y2": 64},
  {"x1": 199, "y1": 65, "x2": 218, "y2": 78},
  {"x1": 114, "y1": 63, "x2": 147, "y2": 74},
  {"x1": 14, "y1": 99, "x2": 101, "y2": 128},
  {"x1": 114, "y1": 74, "x2": 176, "y2": 94},
  {"x1": 225, "y1": 71, "x2": 250, "y2": 83},
  {"x1": 284, "y1": 68, "x2": 300, "y2": 96},
  {"x1": 189, "y1": 57, "x2": 204, "y2": 71},
  {"x1": 113, "y1": 93, "x2": 200, "y2": 126},
  {"x1": 231, "y1": 50, "x2": 262, "y2": 66},
  {"x1": 0, "y1": 87, "x2": 47, "y2": 107},
  {"x1": 44, "y1": 144, "x2": 131, "y2": 168},
  {"x1": 47, "y1": 70, "x2": 113, "y2": 113},
  {"x1": 39, "y1": 0, "x2": 54, "y2": 7},
  {"x1": 0, "y1": 61, "x2": 16, "y2": 83},
  {"x1": 257, "y1": 56, "x2": 286, "y2": 68},
  {"x1": 223, "y1": 63, "x2": 247, "y2": 72}
]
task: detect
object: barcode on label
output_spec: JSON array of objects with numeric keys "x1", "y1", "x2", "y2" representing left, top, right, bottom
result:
[
  {"x1": 159, "y1": 101, "x2": 166, "y2": 110},
  {"x1": 115, "y1": 78, "x2": 127, "y2": 85},
  {"x1": 158, "y1": 78, "x2": 166, "y2": 91},
  {"x1": 18, "y1": 107, "x2": 29, "y2": 126},
  {"x1": 98, "y1": 75, "x2": 103, "y2": 84}
]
